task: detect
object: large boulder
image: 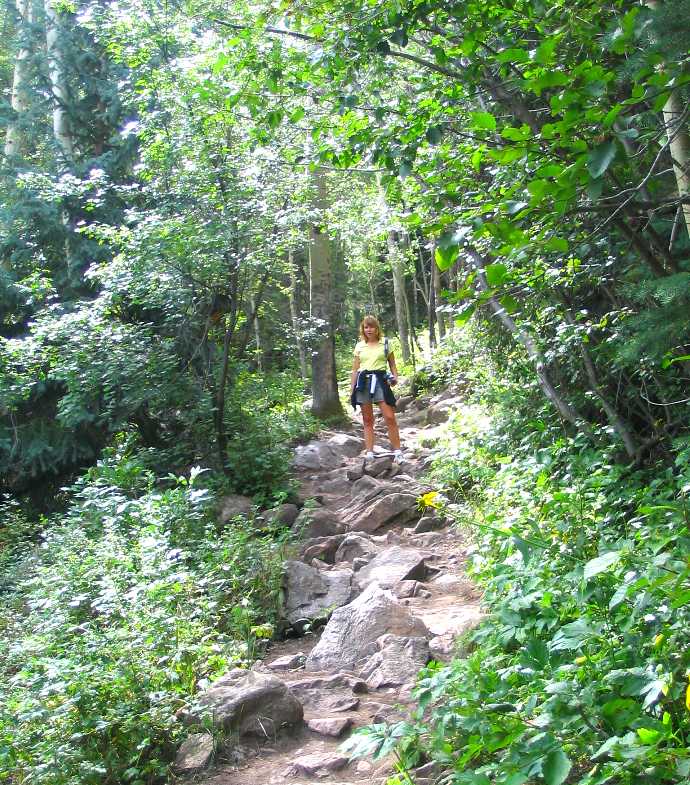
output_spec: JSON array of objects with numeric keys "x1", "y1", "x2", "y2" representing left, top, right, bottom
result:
[
  {"x1": 299, "y1": 534, "x2": 347, "y2": 564},
  {"x1": 305, "y1": 584, "x2": 428, "y2": 672},
  {"x1": 356, "y1": 545, "x2": 428, "y2": 590},
  {"x1": 349, "y1": 492, "x2": 419, "y2": 533},
  {"x1": 283, "y1": 560, "x2": 354, "y2": 625},
  {"x1": 293, "y1": 507, "x2": 345, "y2": 539},
  {"x1": 218, "y1": 494, "x2": 254, "y2": 525},
  {"x1": 359, "y1": 634, "x2": 430, "y2": 688},
  {"x1": 293, "y1": 441, "x2": 343, "y2": 471},
  {"x1": 326, "y1": 433, "x2": 364, "y2": 457},
  {"x1": 184, "y1": 670, "x2": 303, "y2": 738},
  {"x1": 426, "y1": 396, "x2": 461, "y2": 425}
]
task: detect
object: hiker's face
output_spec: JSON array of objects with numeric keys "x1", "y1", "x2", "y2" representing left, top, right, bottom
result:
[{"x1": 364, "y1": 323, "x2": 378, "y2": 341}]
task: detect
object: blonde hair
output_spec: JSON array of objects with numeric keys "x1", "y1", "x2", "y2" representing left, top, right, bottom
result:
[{"x1": 359, "y1": 315, "x2": 381, "y2": 343}]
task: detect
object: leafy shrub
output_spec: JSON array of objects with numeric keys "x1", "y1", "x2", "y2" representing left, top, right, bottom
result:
[
  {"x1": 348, "y1": 406, "x2": 690, "y2": 785},
  {"x1": 0, "y1": 447, "x2": 288, "y2": 785}
]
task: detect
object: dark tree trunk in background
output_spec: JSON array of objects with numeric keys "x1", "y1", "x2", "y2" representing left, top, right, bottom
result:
[
  {"x1": 288, "y1": 248, "x2": 309, "y2": 384},
  {"x1": 309, "y1": 167, "x2": 345, "y2": 419}
]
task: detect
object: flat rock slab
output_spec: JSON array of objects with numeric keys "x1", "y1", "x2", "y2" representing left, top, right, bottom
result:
[
  {"x1": 218, "y1": 494, "x2": 254, "y2": 525},
  {"x1": 283, "y1": 751, "x2": 349, "y2": 778},
  {"x1": 307, "y1": 717, "x2": 353, "y2": 737},
  {"x1": 284, "y1": 561, "x2": 353, "y2": 625},
  {"x1": 305, "y1": 584, "x2": 428, "y2": 672},
  {"x1": 356, "y1": 545, "x2": 428, "y2": 590},
  {"x1": 174, "y1": 733, "x2": 214, "y2": 774},
  {"x1": 266, "y1": 653, "x2": 306, "y2": 671},
  {"x1": 293, "y1": 442, "x2": 343, "y2": 471},
  {"x1": 186, "y1": 670, "x2": 303, "y2": 738}
]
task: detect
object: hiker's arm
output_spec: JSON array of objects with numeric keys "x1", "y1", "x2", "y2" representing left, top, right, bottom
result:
[
  {"x1": 351, "y1": 355, "x2": 360, "y2": 390},
  {"x1": 388, "y1": 352, "x2": 398, "y2": 385}
]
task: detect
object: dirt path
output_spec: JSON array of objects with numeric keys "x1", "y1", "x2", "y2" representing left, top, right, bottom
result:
[{"x1": 186, "y1": 401, "x2": 482, "y2": 785}]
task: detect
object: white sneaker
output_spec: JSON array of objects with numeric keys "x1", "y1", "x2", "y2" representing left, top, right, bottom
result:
[
  {"x1": 365, "y1": 451, "x2": 375, "y2": 462},
  {"x1": 393, "y1": 450, "x2": 404, "y2": 464}
]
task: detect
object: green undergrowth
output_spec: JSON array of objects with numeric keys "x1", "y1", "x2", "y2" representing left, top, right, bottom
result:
[
  {"x1": 0, "y1": 443, "x2": 290, "y2": 784},
  {"x1": 345, "y1": 352, "x2": 690, "y2": 785}
]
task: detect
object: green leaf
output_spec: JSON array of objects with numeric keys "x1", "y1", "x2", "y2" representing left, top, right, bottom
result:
[
  {"x1": 535, "y1": 37, "x2": 559, "y2": 65},
  {"x1": 500, "y1": 295, "x2": 519, "y2": 313},
  {"x1": 583, "y1": 550, "x2": 621, "y2": 580},
  {"x1": 503, "y1": 774, "x2": 529, "y2": 785},
  {"x1": 542, "y1": 747, "x2": 571, "y2": 785},
  {"x1": 399, "y1": 159, "x2": 413, "y2": 178},
  {"x1": 470, "y1": 111, "x2": 497, "y2": 132},
  {"x1": 485, "y1": 263, "x2": 508, "y2": 286},
  {"x1": 435, "y1": 244, "x2": 459, "y2": 270},
  {"x1": 545, "y1": 237, "x2": 569, "y2": 253},
  {"x1": 637, "y1": 727, "x2": 662, "y2": 745},
  {"x1": 501, "y1": 125, "x2": 531, "y2": 142},
  {"x1": 455, "y1": 303, "x2": 476, "y2": 327},
  {"x1": 587, "y1": 140, "x2": 617, "y2": 179}
]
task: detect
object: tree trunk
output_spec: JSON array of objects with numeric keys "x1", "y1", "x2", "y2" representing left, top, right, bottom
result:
[
  {"x1": 45, "y1": 0, "x2": 75, "y2": 161},
  {"x1": 249, "y1": 294, "x2": 263, "y2": 372},
  {"x1": 387, "y1": 230, "x2": 411, "y2": 363},
  {"x1": 309, "y1": 167, "x2": 344, "y2": 420},
  {"x1": 428, "y1": 247, "x2": 437, "y2": 351},
  {"x1": 646, "y1": 0, "x2": 690, "y2": 239},
  {"x1": 4, "y1": 0, "x2": 33, "y2": 159},
  {"x1": 432, "y1": 259, "x2": 446, "y2": 340},
  {"x1": 469, "y1": 247, "x2": 585, "y2": 429},
  {"x1": 288, "y1": 247, "x2": 309, "y2": 384}
]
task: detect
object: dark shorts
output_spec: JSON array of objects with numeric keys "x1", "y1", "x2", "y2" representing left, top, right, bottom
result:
[{"x1": 356, "y1": 379, "x2": 385, "y2": 404}]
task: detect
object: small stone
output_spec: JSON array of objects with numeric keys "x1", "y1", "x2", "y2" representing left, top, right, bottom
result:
[
  {"x1": 356, "y1": 760, "x2": 374, "y2": 773},
  {"x1": 323, "y1": 695, "x2": 360, "y2": 712},
  {"x1": 352, "y1": 557, "x2": 368, "y2": 571},
  {"x1": 347, "y1": 464, "x2": 365, "y2": 481},
  {"x1": 307, "y1": 717, "x2": 353, "y2": 737},
  {"x1": 174, "y1": 733, "x2": 213, "y2": 774},
  {"x1": 266, "y1": 653, "x2": 306, "y2": 671},
  {"x1": 414, "y1": 515, "x2": 445, "y2": 534},
  {"x1": 393, "y1": 580, "x2": 420, "y2": 598}
]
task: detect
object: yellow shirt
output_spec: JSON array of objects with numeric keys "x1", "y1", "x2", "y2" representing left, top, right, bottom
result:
[{"x1": 354, "y1": 339, "x2": 389, "y2": 371}]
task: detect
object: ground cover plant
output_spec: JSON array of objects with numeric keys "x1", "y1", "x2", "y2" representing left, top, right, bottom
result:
[{"x1": 0, "y1": 446, "x2": 290, "y2": 784}]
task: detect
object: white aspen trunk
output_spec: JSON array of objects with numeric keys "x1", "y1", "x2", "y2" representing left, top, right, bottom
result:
[
  {"x1": 433, "y1": 259, "x2": 446, "y2": 339},
  {"x1": 309, "y1": 167, "x2": 344, "y2": 420},
  {"x1": 645, "y1": 0, "x2": 690, "y2": 239},
  {"x1": 288, "y1": 248, "x2": 309, "y2": 383},
  {"x1": 5, "y1": 0, "x2": 33, "y2": 159},
  {"x1": 249, "y1": 294, "x2": 263, "y2": 372},
  {"x1": 387, "y1": 230, "x2": 411, "y2": 364},
  {"x1": 45, "y1": 0, "x2": 75, "y2": 161}
]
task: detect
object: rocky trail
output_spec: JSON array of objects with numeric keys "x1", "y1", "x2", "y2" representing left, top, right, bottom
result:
[{"x1": 175, "y1": 391, "x2": 483, "y2": 785}]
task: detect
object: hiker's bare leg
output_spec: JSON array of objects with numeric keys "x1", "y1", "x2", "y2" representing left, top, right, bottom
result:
[
  {"x1": 378, "y1": 401, "x2": 401, "y2": 451},
  {"x1": 361, "y1": 404, "x2": 375, "y2": 451}
]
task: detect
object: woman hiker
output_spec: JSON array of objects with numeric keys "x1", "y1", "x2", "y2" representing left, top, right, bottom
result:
[{"x1": 350, "y1": 315, "x2": 404, "y2": 464}]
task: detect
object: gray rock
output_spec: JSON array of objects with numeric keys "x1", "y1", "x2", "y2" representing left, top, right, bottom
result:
[
  {"x1": 289, "y1": 672, "x2": 368, "y2": 695},
  {"x1": 293, "y1": 441, "x2": 343, "y2": 471},
  {"x1": 293, "y1": 507, "x2": 345, "y2": 539},
  {"x1": 356, "y1": 546, "x2": 428, "y2": 590},
  {"x1": 266, "y1": 653, "x2": 306, "y2": 671},
  {"x1": 335, "y1": 533, "x2": 378, "y2": 564},
  {"x1": 359, "y1": 635, "x2": 430, "y2": 688},
  {"x1": 174, "y1": 733, "x2": 214, "y2": 774},
  {"x1": 307, "y1": 717, "x2": 353, "y2": 737},
  {"x1": 260, "y1": 503, "x2": 299, "y2": 528},
  {"x1": 426, "y1": 396, "x2": 461, "y2": 424},
  {"x1": 321, "y1": 476, "x2": 352, "y2": 496},
  {"x1": 218, "y1": 494, "x2": 254, "y2": 525},
  {"x1": 346, "y1": 464, "x2": 364, "y2": 481},
  {"x1": 396, "y1": 395, "x2": 413, "y2": 412},
  {"x1": 429, "y1": 634, "x2": 456, "y2": 660},
  {"x1": 349, "y1": 493, "x2": 419, "y2": 533},
  {"x1": 284, "y1": 561, "x2": 353, "y2": 625},
  {"x1": 364, "y1": 456, "x2": 392, "y2": 477},
  {"x1": 414, "y1": 515, "x2": 445, "y2": 533},
  {"x1": 186, "y1": 670, "x2": 303, "y2": 737},
  {"x1": 299, "y1": 534, "x2": 346, "y2": 564},
  {"x1": 327, "y1": 433, "x2": 365, "y2": 457},
  {"x1": 305, "y1": 584, "x2": 428, "y2": 672},
  {"x1": 393, "y1": 579, "x2": 421, "y2": 598},
  {"x1": 352, "y1": 557, "x2": 369, "y2": 571},
  {"x1": 283, "y1": 751, "x2": 349, "y2": 777}
]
